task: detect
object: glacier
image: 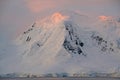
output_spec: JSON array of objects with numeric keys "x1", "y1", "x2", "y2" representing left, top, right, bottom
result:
[{"x1": 0, "y1": 11, "x2": 120, "y2": 77}]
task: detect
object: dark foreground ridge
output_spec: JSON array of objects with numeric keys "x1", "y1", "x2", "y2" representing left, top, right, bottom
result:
[{"x1": 0, "y1": 77, "x2": 120, "y2": 80}]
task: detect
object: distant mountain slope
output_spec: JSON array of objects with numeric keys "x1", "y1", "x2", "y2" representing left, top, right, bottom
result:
[{"x1": 0, "y1": 11, "x2": 120, "y2": 76}]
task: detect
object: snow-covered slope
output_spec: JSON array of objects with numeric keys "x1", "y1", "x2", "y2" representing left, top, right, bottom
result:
[{"x1": 0, "y1": 11, "x2": 120, "y2": 77}]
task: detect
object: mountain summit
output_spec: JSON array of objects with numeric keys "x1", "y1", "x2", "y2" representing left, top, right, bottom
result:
[
  {"x1": 1, "y1": 11, "x2": 120, "y2": 76},
  {"x1": 51, "y1": 12, "x2": 68, "y2": 23}
]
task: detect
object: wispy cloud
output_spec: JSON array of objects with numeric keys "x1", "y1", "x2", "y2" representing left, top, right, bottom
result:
[
  {"x1": 24, "y1": 0, "x2": 120, "y2": 16},
  {"x1": 25, "y1": 0, "x2": 56, "y2": 13}
]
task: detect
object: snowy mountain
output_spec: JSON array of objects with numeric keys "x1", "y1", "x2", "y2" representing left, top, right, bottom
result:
[{"x1": 0, "y1": 11, "x2": 120, "y2": 77}]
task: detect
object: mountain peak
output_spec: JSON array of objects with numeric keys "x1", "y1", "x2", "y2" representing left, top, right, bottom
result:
[
  {"x1": 98, "y1": 15, "x2": 113, "y2": 22},
  {"x1": 12, "y1": 11, "x2": 120, "y2": 75},
  {"x1": 51, "y1": 12, "x2": 68, "y2": 24}
]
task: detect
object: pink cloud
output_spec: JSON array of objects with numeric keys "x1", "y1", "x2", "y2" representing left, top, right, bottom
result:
[
  {"x1": 25, "y1": 0, "x2": 118, "y2": 16},
  {"x1": 25, "y1": 0, "x2": 56, "y2": 13}
]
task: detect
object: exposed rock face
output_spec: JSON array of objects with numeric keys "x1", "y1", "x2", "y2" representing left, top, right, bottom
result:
[{"x1": 63, "y1": 21, "x2": 86, "y2": 56}]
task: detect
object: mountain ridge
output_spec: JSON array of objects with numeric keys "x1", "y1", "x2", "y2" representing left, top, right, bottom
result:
[{"x1": 0, "y1": 11, "x2": 120, "y2": 76}]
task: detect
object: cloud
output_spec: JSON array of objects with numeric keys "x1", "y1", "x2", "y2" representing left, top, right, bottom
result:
[
  {"x1": 25, "y1": 0, "x2": 120, "y2": 15},
  {"x1": 51, "y1": 12, "x2": 69, "y2": 23},
  {"x1": 25, "y1": 0, "x2": 56, "y2": 13}
]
